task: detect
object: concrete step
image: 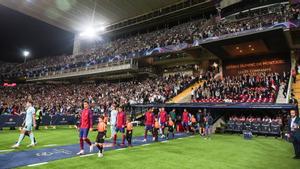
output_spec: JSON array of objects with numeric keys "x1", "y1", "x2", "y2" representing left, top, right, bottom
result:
[{"x1": 168, "y1": 80, "x2": 204, "y2": 103}]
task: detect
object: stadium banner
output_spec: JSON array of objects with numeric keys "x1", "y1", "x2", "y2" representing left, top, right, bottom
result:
[
  {"x1": 41, "y1": 114, "x2": 51, "y2": 126},
  {"x1": 223, "y1": 57, "x2": 290, "y2": 76},
  {"x1": 51, "y1": 115, "x2": 76, "y2": 125},
  {"x1": 0, "y1": 115, "x2": 23, "y2": 127},
  {"x1": 0, "y1": 114, "x2": 78, "y2": 127}
]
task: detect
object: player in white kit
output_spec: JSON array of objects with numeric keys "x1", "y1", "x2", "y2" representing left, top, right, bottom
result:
[
  {"x1": 12, "y1": 100, "x2": 36, "y2": 148},
  {"x1": 110, "y1": 104, "x2": 118, "y2": 139}
]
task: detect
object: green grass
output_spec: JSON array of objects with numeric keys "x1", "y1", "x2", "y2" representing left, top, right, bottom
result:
[
  {"x1": 0, "y1": 125, "x2": 145, "y2": 152},
  {"x1": 1, "y1": 127, "x2": 300, "y2": 169}
]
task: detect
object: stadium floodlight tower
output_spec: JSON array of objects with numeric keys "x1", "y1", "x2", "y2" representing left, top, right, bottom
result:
[{"x1": 22, "y1": 50, "x2": 30, "y2": 63}]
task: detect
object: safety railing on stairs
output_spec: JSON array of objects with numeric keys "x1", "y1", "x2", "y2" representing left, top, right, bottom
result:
[{"x1": 286, "y1": 73, "x2": 293, "y2": 103}]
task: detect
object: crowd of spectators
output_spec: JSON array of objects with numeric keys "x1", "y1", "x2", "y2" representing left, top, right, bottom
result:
[
  {"x1": 193, "y1": 72, "x2": 290, "y2": 103},
  {"x1": 1, "y1": 3, "x2": 299, "y2": 79},
  {"x1": 0, "y1": 73, "x2": 196, "y2": 115}
]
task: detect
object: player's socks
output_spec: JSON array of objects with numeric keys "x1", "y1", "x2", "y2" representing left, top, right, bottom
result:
[
  {"x1": 80, "y1": 138, "x2": 84, "y2": 150},
  {"x1": 96, "y1": 144, "x2": 101, "y2": 150},
  {"x1": 113, "y1": 134, "x2": 117, "y2": 144},
  {"x1": 122, "y1": 135, "x2": 125, "y2": 144},
  {"x1": 22, "y1": 132, "x2": 37, "y2": 143},
  {"x1": 100, "y1": 145, "x2": 103, "y2": 153},
  {"x1": 29, "y1": 133, "x2": 35, "y2": 145},
  {"x1": 16, "y1": 134, "x2": 25, "y2": 145},
  {"x1": 144, "y1": 130, "x2": 147, "y2": 139},
  {"x1": 85, "y1": 138, "x2": 92, "y2": 145}
]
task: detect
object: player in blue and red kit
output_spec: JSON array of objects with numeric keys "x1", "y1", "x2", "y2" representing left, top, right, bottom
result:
[
  {"x1": 182, "y1": 109, "x2": 190, "y2": 133},
  {"x1": 159, "y1": 107, "x2": 168, "y2": 138},
  {"x1": 113, "y1": 107, "x2": 126, "y2": 146},
  {"x1": 76, "y1": 101, "x2": 94, "y2": 155},
  {"x1": 143, "y1": 107, "x2": 155, "y2": 142}
]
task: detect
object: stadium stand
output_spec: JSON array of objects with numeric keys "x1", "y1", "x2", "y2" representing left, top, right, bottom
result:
[
  {"x1": 0, "y1": 2, "x2": 298, "y2": 80},
  {"x1": 0, "y1": 73, "x2": 197, "y2": 115},
  {"x1": 192, "y1": 72, "x2": 290, "y2": 103}
]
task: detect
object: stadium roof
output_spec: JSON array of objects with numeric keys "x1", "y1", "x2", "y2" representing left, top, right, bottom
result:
[
  {"x1": 0, "y1": 0, "x2": 182, "y2": 33},
  {"x1": 200, "y1": 27, "x2": 290, "y2": 60}
]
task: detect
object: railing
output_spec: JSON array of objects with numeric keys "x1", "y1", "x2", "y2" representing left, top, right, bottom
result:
[
  {"x1": 27, "y1": 59, "x2": 138, "y2": 81},
  {"x1": 286, "y1": 73, "x2": 293, "y2": 103}
]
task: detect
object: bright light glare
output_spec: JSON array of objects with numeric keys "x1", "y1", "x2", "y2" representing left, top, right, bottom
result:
[
  {"x1": 79, "y1": 25, "x2": 106, "y2": 38},
  {"x1": 99, "y1": 26, "x2": 106, "y2": 31},
  {"x1": 23, "y1": 50, "x2": 30, "y2": 57},
  {"x1": 79, "y1": 27, "x2": 97, "y2": 38}
]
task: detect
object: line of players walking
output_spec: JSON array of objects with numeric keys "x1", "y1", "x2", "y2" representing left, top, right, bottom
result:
[
  {"x1": 141, "y1": 107, "x2": 214, "y2": 142},
  {"x1": 77, "y1": 102, "x2": 214, "y2": 158},
  {"x1": 12, "y1": 100, "x2": 213, "y2": 158}
]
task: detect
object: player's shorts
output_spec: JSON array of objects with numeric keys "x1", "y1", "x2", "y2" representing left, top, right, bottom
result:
[
  {"x1": 182, "y1": 122, "x2": 189, "y2": 128},
  {"x1": 79, "y1": 128, "x2": 89, "y2": 138},
  {"x1": 168, "y1": 126, "x2": 174, "y2": 133},
  {"x1": 145, "y1": 125, "x2": 153, "y2": 131},
  {"x1": 24, "y1": 123, "x2": 33, "y2": 131},
  {"x1": 160, "y1": 122, "x2": 166, "y2": 128},
  {"x1": 96, "y1": 132, "x2": 105, "y2": 143},
  {"x1": 126, "y1": 130, "x2": 133, "y2": 137},
  {"x1": 115, "y1": 127, "x2": 125, "y2": 133},
  {"x1": 191, "y1": 123, "x2": 198, "y2": 128}
]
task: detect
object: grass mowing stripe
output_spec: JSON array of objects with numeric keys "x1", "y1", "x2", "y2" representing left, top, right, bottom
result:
[
  {"x1": 141, "y1": 144, "x2": 150, "y2": 146},
  {"x1": 42, "y1": 144, "x2": 58, "y2": 147},
  {"x1": 80, "y1": 154, "x2": 95, "y2": 157},
  {"x1": 27, "y1": 162, "x2": 48, "y2": 167},
  {"x1": 0, "y1": 149, "x2": 14, "y2": 152}
]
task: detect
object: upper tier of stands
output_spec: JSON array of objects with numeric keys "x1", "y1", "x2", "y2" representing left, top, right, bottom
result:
[{"x1": 1, "y1": 3, "x2": 299, "y2": 79}]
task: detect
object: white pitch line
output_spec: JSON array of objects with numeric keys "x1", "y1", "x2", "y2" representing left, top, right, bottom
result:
[
  {"x1": 43, "y1": 144, "x2": 58, "y2": 147},
  {"x1": 116, "y1": 148, "x2": 126, "y2": 151},
  {"x1": 27, "y1": 162, "x2": 48, "y2": 167},
  {"x1": 177, "y1": 138, "x2": 184, "y2": 139},
  {"x1": 80, "y1": 153, "x2": 95, "y2": 157},
  {"x1": 0, "y1": 149, "x2": 14, "y2": 152},
  {"x1": 161, "y1": 141, "x2": 168, "y2": 143},
  {"x1": 141, "y1": 144, "x2": 150, "y2": 146}
]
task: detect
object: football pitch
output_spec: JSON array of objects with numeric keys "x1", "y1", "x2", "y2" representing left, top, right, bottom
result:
[{"x1": 1, "y1": 126, "x2": 300, "y2": 169}]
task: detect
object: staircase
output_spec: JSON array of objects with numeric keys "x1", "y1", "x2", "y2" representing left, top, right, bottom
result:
[
  {"x1": 292, "y1": 74, "x2": 300, "y2": 106},
  {"x1": 168, "y1": 80, "x2": 204, "y2": 103}
]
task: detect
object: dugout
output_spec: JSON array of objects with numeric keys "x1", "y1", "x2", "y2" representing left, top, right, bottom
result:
[{"x1": 131, "y1": 102, "x2": 296, "y2": 135}]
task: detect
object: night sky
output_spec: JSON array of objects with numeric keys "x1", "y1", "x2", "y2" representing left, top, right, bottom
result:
[{"x1": 0, "y1": 5, "x2": 74, "y2": 63}]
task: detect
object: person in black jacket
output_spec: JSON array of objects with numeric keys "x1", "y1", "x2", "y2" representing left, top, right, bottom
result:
[{"x1": 288, "y1": 110, "x2": 300, "y2": 159}]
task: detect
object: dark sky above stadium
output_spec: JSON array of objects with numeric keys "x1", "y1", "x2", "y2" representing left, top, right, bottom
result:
[{"x1": 0, "y1": 5, "x2": 74, "y2": 63}]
